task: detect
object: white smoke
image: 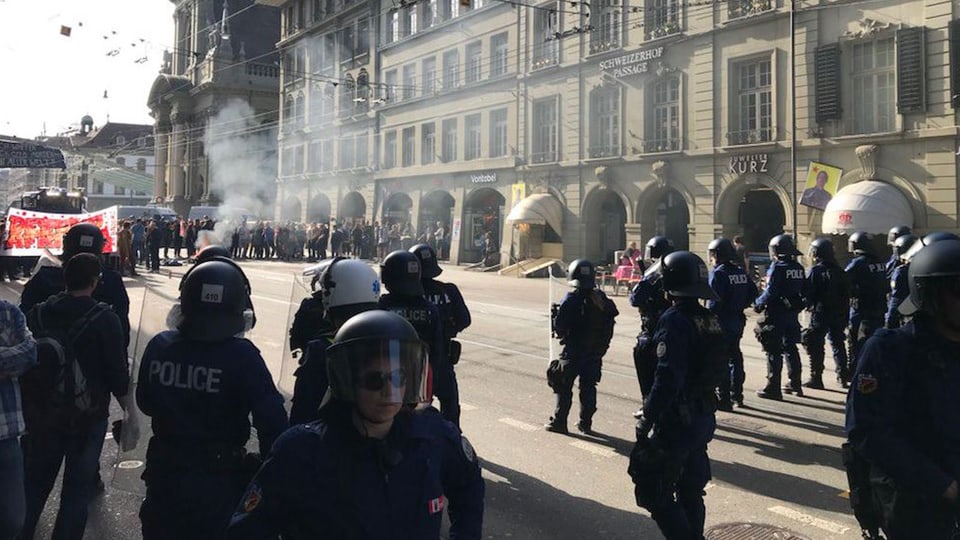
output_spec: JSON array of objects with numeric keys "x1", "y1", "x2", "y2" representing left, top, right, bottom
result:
[{"x1": 204, "y1": 99, "x2": 278, "y2": 248}]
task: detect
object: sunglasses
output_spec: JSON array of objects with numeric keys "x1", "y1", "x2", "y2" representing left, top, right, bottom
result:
[{"x1": 358, "y1": 369, "x2": 407, "y2": 392}]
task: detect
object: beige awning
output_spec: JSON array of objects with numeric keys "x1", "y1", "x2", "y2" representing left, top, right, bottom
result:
[{"x1": 506, "y1": 193, "x2": 563, "y2": 235}]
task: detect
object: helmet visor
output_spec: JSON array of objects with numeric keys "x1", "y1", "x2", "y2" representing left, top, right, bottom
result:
[{"x1": 326, "y1": 338, "x2": 427, "y2": 404}]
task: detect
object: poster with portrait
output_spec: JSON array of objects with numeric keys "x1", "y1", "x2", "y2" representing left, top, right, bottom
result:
[
  {"x1": 1, "y1": 206, "x2": 118, "y2": 256},
  {"x1": 799, "y1": 162, "x2": 842, "y2": 210}
]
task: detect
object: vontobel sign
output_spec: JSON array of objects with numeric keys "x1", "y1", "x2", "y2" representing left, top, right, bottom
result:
[
  {"x1": 599, "y1": 47, "x2": 665, "y2": 78},
  {"x1": 470, "y1": 173, "x2": 497, "y2": 184},
  {"x1": 729, "y1": 153, "x2": 769, "y2": 174}
]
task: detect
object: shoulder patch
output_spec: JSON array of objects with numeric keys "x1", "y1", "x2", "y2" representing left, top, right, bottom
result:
[
  {"x1": 656, "y1": 342, "x2": 667, "y2": 358},
  {"x1": 461, "y1": 435, "x2": 477, "y2": 463},
  {"x1": 857, "y1": 374, "x2": 878, "y2": 395}
]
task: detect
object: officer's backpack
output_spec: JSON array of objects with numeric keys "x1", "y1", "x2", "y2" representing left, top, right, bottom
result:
[{"x1": 21, "y1": 300, "x2": 110, "y2": 431}]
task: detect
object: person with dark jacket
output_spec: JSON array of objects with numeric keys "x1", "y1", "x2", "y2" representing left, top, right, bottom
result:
[
  {"x1": 19, "y1": 253, "x2": 133, "y2": 539},
  {"x1": 147, "y1": 221, "x2": 163, "y2": 272}
]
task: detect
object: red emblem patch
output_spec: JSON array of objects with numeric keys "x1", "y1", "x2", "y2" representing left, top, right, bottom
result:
[
  {"x1": 837, "y1": 212, "x2": 853, "y2": 226},
  {"x1": 427, "y1": 496, "x2": 446, "y2": 515},
  {"x1": 857, "y1": 374, "x2": 878, "y2": 394},
  {"x1": 242, "y1": 485, "x2": 262, "y2": 513}
]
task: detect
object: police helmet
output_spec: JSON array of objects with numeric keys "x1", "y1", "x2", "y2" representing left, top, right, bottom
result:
[
  {"x1": 179, "y1": 260, "x2": 248, "y2": 341},
  {"x1": 62, "y1": 223, "x2": 105, "y2": 260},
  {"x1": 892, "y1": 234, "x2": 917, "y2": 262},
  {"x1": 901, "y1": 239, "x2": 960, "y2": 317},
  {"x1": 707, "y1": 238, "x2": 736, "y2": 264},
  {"x1": 409, "y1": 243, "x2": 442, "y2": 279},
  {"x1": 808, "y1": 238, "x2": 835, "y2": 263},
  {"x1": 902, "y1": 231, "x2": 960, "y2": 263},
  {"x1": 887, "y1": 225, "x2": 911, "y2": 246},
  {"x1": 848, "y1": 231, "x2": 874, "y2": 256},
  {"x1": 567, "y1": 259, "x2": 596, "y2": 289},
  {"x1": 660, "y1": 251, "x2": 719, "y2": 301},
  {"x1": 768, "y1": 234, "x2": 802, "y2": 259},
  {"x1": 326, "y1": 310, "x2": 427, "y2": 405},
  {"x1": 318, "y1": 258, "x2": 380, "y2": 317},
  {"x1": 195, "y1": 244, "x2": 232, "y2": 263},
  {"x1": 645, "y1": 236, "x2": 674, "y2": 261},
  {"x1": 380, "y1": 250, "x2": 424, "y2": 296}
]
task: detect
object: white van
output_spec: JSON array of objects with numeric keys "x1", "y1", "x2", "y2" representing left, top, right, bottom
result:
[{"x1": 116, "y1": 205, "x2": 178, "y2": 222}]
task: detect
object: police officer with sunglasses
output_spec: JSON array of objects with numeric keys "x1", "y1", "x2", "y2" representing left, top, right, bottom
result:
[{"x1": 227, "y1": 310, "x2": 485, "y2": 539}]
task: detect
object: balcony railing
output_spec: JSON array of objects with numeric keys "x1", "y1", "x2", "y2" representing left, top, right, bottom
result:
[
  {"x1": 725, "y1": 128, "x2": 773, "y2": 145},
  {"x1": 588, "y1": 145, "x2": 623, "y2": 158},
  {"x1": 641, "y1": 138, "x2": 681, "y2": 153},
  {"x1": 728, "y1": 0, "x2": 773, "y2": 19},
  {"x1": 589, "y1": 39, "x2": 620, "y2": 55},
  {"x1": 530, "y1": 150, "x2": 557, "y2": 164},
  {"x1": 645, "y1": 20, "x2": 680, "y2": 40}
]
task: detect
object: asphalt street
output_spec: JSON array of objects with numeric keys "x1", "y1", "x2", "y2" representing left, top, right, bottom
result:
[{"x1": 0, "y1": 259, "x2": 861, "y2": 539}]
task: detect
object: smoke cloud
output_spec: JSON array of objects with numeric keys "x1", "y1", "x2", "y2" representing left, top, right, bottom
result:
[{"x1": 203, "y1": 99, "x2": 278, "y2": 247}]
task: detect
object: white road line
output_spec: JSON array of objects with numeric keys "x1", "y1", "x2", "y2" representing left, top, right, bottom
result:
[
  {"x1": 766, "y1": 505, "x2": 851, "y2": 535},
  {"x1": 457, "y1": 338, "x2": 635, "y2": 379},
  {"x1": 250, "y1": 293, "x2": 294, "y2": 306},
  {"x1": 569, "y1": 440, "x2": 616, "y2": 458},
  {"x1": 498, "y1": 417, "x2": 540, "y2": 432},
  {"x1": 469, "y1": 301, "x2": 546, "y2": 316},
  {"x1": 460, "y1": 402, "x2": 478, "y2": 411}
]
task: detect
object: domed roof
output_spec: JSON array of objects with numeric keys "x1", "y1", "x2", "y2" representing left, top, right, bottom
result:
[{"x1": 81, "y1": 115, "x2": 94, "y2": 125}]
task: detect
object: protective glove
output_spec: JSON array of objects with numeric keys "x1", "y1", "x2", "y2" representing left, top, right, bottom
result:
[{"x1": 635, "y1": 414, "x2": 654, "y2": 441}]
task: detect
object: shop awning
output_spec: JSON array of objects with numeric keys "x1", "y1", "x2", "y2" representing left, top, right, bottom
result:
[
  {"x1": 506, "y1": 193, "x2": 563, "y2": 235},
  {"x1": 821, "y1": 180, "x2": 913, "y2": 235}
]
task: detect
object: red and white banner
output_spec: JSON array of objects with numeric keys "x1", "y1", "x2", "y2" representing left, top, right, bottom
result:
[{"x1": 1, "y1": 207, "x2": 118, "y2": 256}]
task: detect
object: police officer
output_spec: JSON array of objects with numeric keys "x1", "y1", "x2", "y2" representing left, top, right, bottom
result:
[
  {"x1": 885, "y1": 225, "x2": 911, "y2": 278},
  {"x1": 630, "y1": 236, "x2": 673, "y2": 416},
  {"x1": 845, "y1": 231, "x2": 888, "y2": 375},
  {"x1": 885, "y1": 234, "x2": 916, "y2": 329},
  {"x1": 545, "y1": 259, "x2": 618, "y2": 434},
  {"x1": 629, "y1": 251, "x2": 724, "y2": 540},
  {"x1": 226, "y1": 311, "x2": 485, "y2": 538},
  {"x1": 754, "y1": 234, "x2": 806, "y2": 400},
  {"x1": 290, "y1": 258, "x2": 380, "y2": 425},
  {"x1": 410, "y1": 243, "x2": 471, "y2": 428},
  {"x1": 801, "y1": 238, "x2": 851, "y2": 389},
  {"x1": 845, "y1": 238, "x2": 960, "y2": 539},
  {"x1": 288, "y1": 259, "x2": 335, "y2": 356},
  {"x1": 378, "y1": 250, "x2": 444, "y2": 404},
  {"x1": 137, "y1": 260, "x2": 288, "y2": 538},
  {"x1": 706, "y1": 238, "x2": 757, "y2": 411}
]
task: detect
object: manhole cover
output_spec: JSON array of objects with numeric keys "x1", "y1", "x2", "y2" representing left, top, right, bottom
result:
[{"x1": 706, "y1": 523, "x2": 812, "y2": 540}]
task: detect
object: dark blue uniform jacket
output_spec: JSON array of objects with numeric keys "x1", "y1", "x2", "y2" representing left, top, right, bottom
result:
[
  {"x1": 755, "y1": 259, "x2": 805, "y2": 339},
  {"x1": 707, "y1": 262, "x2": 757, "y2": 342},
  {"x1": 845, "y1": 255, "x2": 889, "y2": 318},
  {"x1": 226, "y1": 408, "x2": 485, "y2": 539},
  {"x1": 379, "y1": 294, "x2": 444, "y2": 367}
]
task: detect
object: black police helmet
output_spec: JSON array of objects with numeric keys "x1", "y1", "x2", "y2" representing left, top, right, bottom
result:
[
  {"x1": 848, "y1": 231, "x2": 874, "y2": 255},
  {"x1": 660, "y1": 251, "x2": 719, "y2": 301},
  {"x1": 707, "y1": 238, "x2": 736, "y2": 263},
  {"x1": 892, "y1": 234, "x2": 917, "y2": 260},
  {"x1": 903, "y1": 239, "x2": 960, "y2": 317},
  {"x1": 901, "y1": 231, "x2": 960, "y2": 266},
  {"x1": 645, "y1": 236, "x2": 674, "y2": 260},
  {"x1": 409, "y1": 243, "x2": 442, "y2": 279},
  {"x1": 62, "y1": 223, "x2": 105, "y2": 260},
  {"x1": 768, "y1": 234, "x2": 802, "y2": 259},
  {"x1": 887, "y1": 225, "x2": 911, "y2": 246},
  {"x1": 195, "y1": 244, "x2": 232, "y2": 263},
  {"x1": 179, "y1": 260, "x2": 247, "y2": 341},
  {"x1": 380, "y1": 250, "x2": 424, "y2": 296},
  {"x1": 808, "y1": 238, "x2": 835, "y2": 263},
  {"x1": 326, "y1": 310, "x2": 426, "y2": 405},
  {"x1": 567, "y1": 259, "x2": 596, "y2": 289}
]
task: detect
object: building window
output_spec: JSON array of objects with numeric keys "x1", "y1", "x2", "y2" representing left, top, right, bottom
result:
[
  {"x1": 466, "y1": 42, "x2": 482, "y2": 83},
  {"x1": 589, "y1": 87, "x2": 621, "y2": 157},
  {"x1": 384, "y1": 131, "x2": 397, "y2": 169},
  {"x1": 647, "y1": 77, "x2": 681, "y2": 152},
  {"x1": 531, "y1": 97, "x2": 558, "y2": 163},
  {"x1": 443, "y1": 50, "x2": 460, "y2": 90},
  {"x1": 422, "y1": 123, "x2": 436, "y2": 165},
  {"x1": 116, "y1": 157, "x2": 126, "y2": 166},
  {"x1": 136, "y1": 158, "x2": 147, "y2": 171},
  {"x1": 357, "y1": 19, "x2": 370, "y2": 63},
  {"x1": 421, "y1": 0, "x2": 437, "y2": 29},
  {"x1": 442, "y1": 118, "x2": 458, "y2": 162},
  {"x1": 339, "y1": 25, "x2": 355, "y2": 65},
  {"x1": 295, "y1": 92, "x2": 306, "y2": 128},
  {"x1": 313, "y1": 0, "x2": 324, "y2": 20},
  {"x1": 422, "y1": 57, "x2": 437, "y2": 95},
  {"x1": 356, "y1": 69, "x2": 370, "y2": 113},
  {"x1": 646, "y1": 0, "x2": 680, "y2": 39},
  {"x1": 384, "y1": 69, "x2": 398, "y2": 101},
  {"x1": 402, "y1": 127, "x2": 416, "y2": 167},
  {"x1": 339, "y1": 75, "x2": 355, "y2": 118},
  {"x1": 532, "y1": 9, "x2": 559, "y2": 69},
  {"x1": 355, "y1": 133, "x2": 368, "y2": 169},
  {"x1": 465, "y1": 114, "x2": 481, "y2": 160},
  {"x1": 590, "y1": 0, "x2": 621, "y2": 54},
  {"x1": 93, "y1": 181, "x2": 103, "y2": 195},
  {"x1": 116, "y1": 135, "x2": 126, "y2": 146},
  {"x1": 388, "y1": 11, "x2": 400, "y2": 43},
  {"x1": 294, "y1": 144, "x2": 305, "y2": 174},
  {"x1": 283, "y1": 96, "x2": 294, "y2": 131},
  {"x1": 491, "y1": 32, "x2": 509, "y2": 76},
  {"x1": 309, "y1": 141, "x2": 322, "y2": 172},
  {"x1": 404, "y1": 4, "x2": 418, "y2": 36},
  {"x1": 340, "y1": 136, "x2": 356, "y2": 170},
  {"x1": 850, "y1": 37, "x2": 896, "y2": 134},
  {"x1": 729, "y1": 0, "x2": 772, "y2": 18},
  {"x1": 489, "y1": 108, "x2": 508, "y2": 157},
  {"x1": 310, "y1": 84, "x2": 334, "y2": 125},
  {"x1": 115, "y1": 185, "x2": 126, "y2": 196},
  {"x1": 402, "y1": 64, "x2": 416, "y2": 100},
  {"x1": 321, "y1": 140, "x2": 334, "y2": 172},
  {"x1": 320, "y1": 35, "x2": 335, "y2": 75},
  {"x1": 730, "y1": 57, "x2": 773, "y2": 145}
]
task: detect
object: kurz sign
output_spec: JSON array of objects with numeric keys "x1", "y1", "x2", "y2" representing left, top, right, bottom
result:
[{"x1": 729, "y1": 153, "x2": 769, "y2": 175}]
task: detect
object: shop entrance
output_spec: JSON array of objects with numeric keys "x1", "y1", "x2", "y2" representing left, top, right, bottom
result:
[{"x1": 463, "y1": 188, "x2": 506, "y2": 264}]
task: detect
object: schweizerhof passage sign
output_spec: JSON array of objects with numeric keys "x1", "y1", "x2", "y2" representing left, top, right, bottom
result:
[{"x1": 598, "y1": 47, "x2": 665, "y2": 79}]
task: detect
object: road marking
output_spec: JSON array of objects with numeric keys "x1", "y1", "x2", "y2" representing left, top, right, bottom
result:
[
  {"x1": 498, "y1": 417, "x2": 540, "y2": 432},
  {"x1": 569, "y1": 440, "x2": 616, "y2": 458},
  {"x1": 766, "y1": 505, "x2": 850, "y2": 535},
  {"x1": 460, "y1": 402, "x2": 478, "y2": 411},
  {"x1": 459, "y1": 338, "x2": 544, "y2": 360},
  {"x1": 250, "y1": 293, "x2": 294, "y2": 306},
  {"x1": 469, "y1": 301, "x2": 546, "y2": 316},
  {"x1": 481, "y1": 469, "x2": 512, "y2": 484}
]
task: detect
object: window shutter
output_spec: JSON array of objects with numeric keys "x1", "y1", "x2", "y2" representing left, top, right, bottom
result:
[
  {"x1": 815, "y1": 44, "x2": 842, "y2": 122},
  {"x1": 897, "y1": 26, "x2": 926, "y2": 114},
  {"x1": 950, "y1": 20, "x2": 960, "y2": 108}
]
